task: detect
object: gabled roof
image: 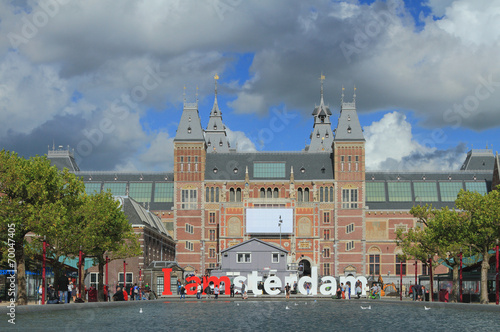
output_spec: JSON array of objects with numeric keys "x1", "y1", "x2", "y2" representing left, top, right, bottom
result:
[
  {"x1": 118, "y1": 196, "x2": 172, "y2": 239},
  {"x1": 205, "y1": 152, "x2": 334, "y2": 181},
  {"x1": 221, "y1": 238, "x2": 288, "y2": 253}
]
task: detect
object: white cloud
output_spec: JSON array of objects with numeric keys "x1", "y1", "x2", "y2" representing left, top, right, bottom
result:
[
  {"x1": 364, "y1": 112, "x2": 466, "y2": 171},
  {"x1": 226, "y1": 128, "x2": 256, "y2": 152}
]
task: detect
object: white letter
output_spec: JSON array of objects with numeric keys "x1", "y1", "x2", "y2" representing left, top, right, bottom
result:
[
  {"x1": 319, "y1": 276, "x2": 336, "y2": 295},
  {"x1": 264, "y1": 276, "x2": 282, "y2": 296}
]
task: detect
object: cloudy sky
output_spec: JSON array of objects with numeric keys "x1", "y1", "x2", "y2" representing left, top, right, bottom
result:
[{"x1": 1, "y1": 0, "x2": 499, "y2": 172}]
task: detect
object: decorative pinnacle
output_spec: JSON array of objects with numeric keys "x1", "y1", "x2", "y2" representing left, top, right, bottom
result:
[
  {"x1": 319, "y1": 73, "x2": 325, "y2": 101},
  {"x1": 341, "y1": 85, "x2": 345, "y2": 104},
  {"x1": 353, "y1": 85, "x2": 357, "y2": 103},
  {"x1": 214, "y1": 74, "x2": 219, "y2": 96},
  {"x1": 183, "y1": 85, "x2": 186, "y2": 103}
]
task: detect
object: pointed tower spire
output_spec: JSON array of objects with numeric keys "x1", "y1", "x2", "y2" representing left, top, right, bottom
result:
[
  {"x1": 307, "y1": 74, "x2": 334, "y2": 152},
  {"x1": 353, "y1": 85, "x2": 356, "y2": 103},
  {"x1": 205, "y1": 74, "x2": 230, "y2": 153}
]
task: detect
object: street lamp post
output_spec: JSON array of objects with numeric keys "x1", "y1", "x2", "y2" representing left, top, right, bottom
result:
[
  {"x1": 496, "y1": 239, "x2": 499, "y2": 305},
  {"x1": 42, "y1": 236, "x2": 46, "y2": 305},
  {"x1": 78, "y1": 246, "x2": 82, "y2": 300},
  {"x1": 278, "y1": 215, "x2": 283, "y2": 248},
  {"x1": 429, "y1": 256, "x2": 434, "y2": 302},
  {"x1": 459, "y1": 250, "x2": 463, "y2": 303},
  {"x1": 400, "y1": 260, "x2": 403, "y2": 301}
]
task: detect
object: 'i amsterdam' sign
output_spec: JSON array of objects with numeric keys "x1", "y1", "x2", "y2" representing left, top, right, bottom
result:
[{"x1": 161, "y1": 267, "x2": 369, "y2": 297}]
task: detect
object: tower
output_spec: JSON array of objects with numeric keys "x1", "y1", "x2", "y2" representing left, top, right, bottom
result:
[
  {"x1": 333, "y1": 86, "x2": 366, "y2": 276},
  {"x1": 205, "y1": 75, "x2": 230, "y2": 153},
  {"x1": 173, "y1": 93, "x2": 206, "y2": 274},
  {"x1": 307, "y1": 74, "x2": 334, "y2": 152}
]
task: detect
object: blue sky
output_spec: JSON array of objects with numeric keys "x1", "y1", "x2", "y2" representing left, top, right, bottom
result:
[{"x1": 0, "y1": 0, "x2": 498, "y2": 172}]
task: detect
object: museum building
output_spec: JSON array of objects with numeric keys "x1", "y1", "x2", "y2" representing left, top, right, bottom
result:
[{"x1": 48, "y1": 79, "x2": 500, "y2": 286}]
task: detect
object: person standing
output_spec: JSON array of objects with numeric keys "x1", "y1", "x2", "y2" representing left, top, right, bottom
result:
[
  {"x1": 58, "y1": 273, "x2": 69, "y2": 304},
  {"x1": 196, "y1": 283, "x2": 202, "y2": 299},
  {"x1": 180, "y1": 284, "x2": 186, "y2": 299},
  {"x1": 347, "y1": 282, "x2": 351, "y2": 300},
  {"x1": 285, "y1": 283, "x2": 291, "y2": 299},
  {"x1": 214, "y1": 285, "x2": 219, "y2": 299},
  {"x1": 241, "y1": 283, "x2": 246, "y2": 299},
  {"x1": 230, "y1": 283, "x2": 235, "y2": 297}
]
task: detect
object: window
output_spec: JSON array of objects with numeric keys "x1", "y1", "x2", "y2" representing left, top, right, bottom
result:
[
  {"x1": 90, "y1": 272, "x2": 99, "y2": 289},
  {"x1": 185, "y1": 224, "x2": 194, "y2": 234},
  {"x1": 236, "y1": 188, "x2": 242, "y2": 202},
  {"x1": 413, "y1": 182, "x2": 438, "y2": 202},
  {"x1": 369, "y1": 254, "x2": 380, "y2": 275},
  {"x1": 342, "y1": 189, "x2": 358, "y2": 208},
  {"x1": 298, "y1": 188, "x2": 303, "y2": 201},
  {"x1": 323, "y1": 212, "x2": 330, "y2": 224},
  {"x1": 439, "y1": 182, "x2": 464, "y2": 202},
  {"x1": 260, "y1": 188, "x2": 265, "y2": 198},
  {"x1": 273, "y1": 188, "x2": 279, "y2": 198},
  {"x1": 323, "y1": 263, "x2": 330, "y2": 276},
  {"x1": 209, "y1": 248, "x2": 216, "y2": 258},
  {"x1": 185, "y1": 241, "x2": 194, "y2": 251},
  {"x1": 253, "y1": 162, "x2": 286, "y2": 178},
  {"x1": 129, "y1": 182, "x2": 152, "y2": 202},
  {"x1": 118, "y1": 272, "x2": 133, "y2": 286},
  {"x1": 396, "y1": 256, "x2": 407, "y2": 276},
  {"x1": 346, "y1": 223, "x2": 354, "y2": 234},
  {"x1": 209, "y1": 212, "x2": 216, "y2": 224},
  {"x1": 346, "y1": 241, "x2": 355, "y2": 251},
  {"x1": 181, "y1": 189, "x2": 197, "y2": 209},
  {"x1": 156, "y1": 276, "x2": 164, "y2": 296},
  {"x1": 272, "y1": 253, "x2": 279, "y2": 263},
  {"x1": 230, "y1": 188, "x2": 235, "y2": 202},
  {"x1": 304, "y1": 188, "x2": 310, "y2": 202},
  {"x1": 319, "y1": 186, "x2": 333, "y2": 202},
  {"x1": 209, "y1": 230, "x2": 216, "y2": 241},
  {"x1": 237, "y1": 253, "x2": 251, "y2": 263},
  {"x1": 323, "y1": 247, "x2": 330, "y2": 258},
  {"x1": 323, "y1": 229, "x2": 330, "y2": 240},
  {"x1": 154, "y1": 182, "x2": 174, "y2": 202},
  {"x1": 84, "y1": 183, "x2": 101, "y2": 195},
  {"x1": 103, "y1": 182, "x2": 126, "y2": 196},
  {"x1": 465, "y1": 182, "x2": 487, "y2": 195},
  {"x1": 366, "y1": 182, "x2": 385, "y2": 202},
  {"x1": 422, "y1": 262, "x2": 428, "y2": 275},
  {"x1": 388, "y1": 182, "x2": 412, "y2": 202},
  {"x1": 297, "y1": 188, "x2": 310, "y2": 202}
]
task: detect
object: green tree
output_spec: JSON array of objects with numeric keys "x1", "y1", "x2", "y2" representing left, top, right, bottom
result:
[
  {"x1": 0, "y1": 150, "x2": 83, "y2": 305},
  {"x1": 78, "y1": 192, "x2": 141, "y2": 301},
  {"x1": 455, "y1": 188, "x2": 500, "y2": 304},
  {"x1": 396, "y1": 204, "x2": 471, "y2": 302}
]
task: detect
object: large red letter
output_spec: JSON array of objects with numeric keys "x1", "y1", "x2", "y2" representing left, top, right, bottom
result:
[
  {"x1": 162, "y1": 268, "x2": 172, "y2": 295},
  {"x1": 185, "y1": 276, "x2": 200, "y2": 295}
]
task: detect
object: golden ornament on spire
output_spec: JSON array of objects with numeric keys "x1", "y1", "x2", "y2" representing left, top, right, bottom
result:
[
  {"x1": 214, "y1": 74, "x2": 219, "y2": 80},
  {"x1": 320, "y1": 73, "x2": 325, "y2": 81}
]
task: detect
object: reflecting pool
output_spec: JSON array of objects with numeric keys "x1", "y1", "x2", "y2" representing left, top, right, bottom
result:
[{"x1": 3, "y1": 299, "x2": 499, "y2": 331}]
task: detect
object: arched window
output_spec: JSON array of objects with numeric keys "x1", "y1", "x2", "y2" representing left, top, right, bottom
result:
[
  {"x1": 298, "y1": 188, "x2": 303, "y2": 201},
  {"x1": 320, "y1": 187, "x2": 324, "y2": 202},
  {"x1": 260, "y1": 188, "x2": 265, "y2": 198},
  {"x1": 230, "y1": 188, "x2": 235, "y2": 202},
  {"x1": 206, "y1": 187, "x2": 210, "y2": 202},
  {"x1": 273, "y1": 188, "x2": 279, "y2": 198},
  {"x1": 236, "y1": 188, "x2": 242, "y2": 202},
  {"x1": 267, "y1": 188, "x2": 272, "y2": 198},
  {"x1": 329, "y1": 187, "x2": 334, "y2": 202},
  {"x1": 304, "y1": 188, "x2": 310, "y2": 202},
  {"x1": 324, "y1": 187, "x2": 328, "y2": 202},
  {"x1": 215, "y1": 187, "x2": 219, "y2": 202},
  {"x1": 210, "y1": 187, "x2": 214, "y2": 202}
]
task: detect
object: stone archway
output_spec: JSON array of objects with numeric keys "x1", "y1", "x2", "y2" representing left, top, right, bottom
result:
[{"x1": 299, "y1": 259, "x2": 311, "y2": 277}]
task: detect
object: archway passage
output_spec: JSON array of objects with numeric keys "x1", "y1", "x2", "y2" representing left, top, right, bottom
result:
[{"x1": 299, "y1": 259, "x2": 311, "y2": 277}]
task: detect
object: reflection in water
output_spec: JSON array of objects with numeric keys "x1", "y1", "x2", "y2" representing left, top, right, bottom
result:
[{"x1": 6, "y1": 300, "x2": 499, "y2": 331}]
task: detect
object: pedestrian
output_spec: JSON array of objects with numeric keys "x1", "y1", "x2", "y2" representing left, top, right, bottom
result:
[
  {"x1": 306, "y1": 282, "x2": 310, "y2": 295},
  {"x1": 57, "y1": 273, "x2": 69, "y2": 304},
  {"x1": 113, "y1": 286, "x2": 125, "y2": 301},
  {"x1": 285, "y1": 283, "x2": 291, "y2": 299},
  {"x1": 38, "y1": 284, "x2": 43, "y2": 305},
  {"x1": 47, "y1": 284, "x2": 59, "y2": 304},
  {"x1": 67, "y1": 280, "x2": 74, "y2": 303},
  {"x1": 336, "y1": 285, "x2": 342, "y2": 299},
  {"x1": 205, "y1": 283, "x2": 212, "y2": 299},
  {"x1": 196, "y1": 283, "x2": 202, "y2": 299},
  {"x1": 241, "y1": 282, "x2": 247, "y2": 299},
  {"x1": 356, "y1": 283, "x2": 362, "y2": 299},
  {"x1": 230, "y1": 283, "x2": 235, "y2": 297},
  {"x1": 347, "y1": 282, "x2": 351, "y2": 299},
  {"x1": 177, "y1": 280, "x2": 181, "y2": 295},
  {"x1": 341, "y1": 283, "x2": 345, "y2": 299},
  {"x1": 180, "y1": 284, "x2": 186, "y2": 299},
  {"x1": 214, "y1": 285, "x2": 219, "y2": 299}
]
